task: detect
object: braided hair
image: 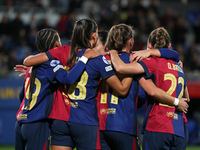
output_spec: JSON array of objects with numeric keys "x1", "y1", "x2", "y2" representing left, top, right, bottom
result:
[
  {"x1": 148, "y1": 27, "x2": 171, "y2": 49},
  {"x1": 36, "y1": 28, "x2": 59, "y2": 52},
  {"x1": 26, "y1": 28, "x2": 59, "y2": 109}
]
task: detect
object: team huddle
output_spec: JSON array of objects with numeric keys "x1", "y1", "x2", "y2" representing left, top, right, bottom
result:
[{"x1": 14, "y1": 18, "x2": 189, "y2": 150}]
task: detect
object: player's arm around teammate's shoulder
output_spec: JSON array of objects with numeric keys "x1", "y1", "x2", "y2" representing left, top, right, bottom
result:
[{"x1": 139, "y1": 77, "x2": 189, "y2": 114}]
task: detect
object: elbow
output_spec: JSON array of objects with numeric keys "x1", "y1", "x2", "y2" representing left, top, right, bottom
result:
[
  {"x1": 23, "y1": 58, "x2": 31, "y2": 67},
  {"x1": 120, "y1": 92, "x2": 127, "y2": 96},
  {"x1": 114, "y1": 65, "x2": 124, "y2": 74},
  {"x1": 147, "y1": 89, "x2": 157, "y2": 97},
  {"x1": 62, "y1": 79, "x2": 73, "y2": 86},
  {"x1": 187, "y1": 97, "x2": 190, "y2": 103},
  {"x1": 117, "y1": 89, "x2": 128, "y2": 96}
]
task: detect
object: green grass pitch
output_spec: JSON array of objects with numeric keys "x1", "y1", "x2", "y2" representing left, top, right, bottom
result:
[{"x1": 0, "y1": 145, "x2": 200, "y2": 150}]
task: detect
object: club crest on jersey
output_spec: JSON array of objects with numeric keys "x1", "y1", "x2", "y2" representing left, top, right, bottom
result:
[
  {"x1": 50, "y1": 60, "x2": 60, "y2": 67},
  {"x1": 102, "y1": 56, "x2": 110, "y2": 65}
]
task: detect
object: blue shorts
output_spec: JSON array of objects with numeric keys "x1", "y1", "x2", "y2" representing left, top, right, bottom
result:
[
  {"x1": 142, "y1": 130, "x2": 186, "y2": 150},
  {"x1": 50, "y1": 119, "x2": 74, "y2": 148},
  {"x1": 15, "y1": 121, "x2": 24, "y2": 150},
  {"x1": 184, "y1": 123, "x2": 189, "y2": 148},
  {"x1": 50, "y1": 120, "x2": 101, "y2": 150},
  {"x1": 100, "y1": 130, "x2": 140, "y2": 150},
  {"x1": 15, "y1": 120, "x2": 50, "y2": 150},
  {"x1": 99, "y1": 131, "x2": 111, "y2": 150}
]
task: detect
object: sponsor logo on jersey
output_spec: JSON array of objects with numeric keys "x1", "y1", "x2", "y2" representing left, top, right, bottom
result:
[
  {"x1": 19, "y1": 114, "x2": 27, "y2": 120},
  {"x1": 53, "y1": 65, "x2": 64, "y2": 72},
  {"x1": 50, "y1": 60, "x2": 60, "y2": 67},
  {"x1": 105, "y1": 66, "x2": 113, "y2": 72},
  {"x1": 102, "y1": 56, "x2": 110, "y2": 65},
  {"x1": 173, "y1": 113, "x2": 178, "y2": 120},
  {"x1": 71, "y1": 102, "x2": 78, "y2": 108},
  {"x1": 100, "y1": 108, "x2": 116, "y2": 114}
]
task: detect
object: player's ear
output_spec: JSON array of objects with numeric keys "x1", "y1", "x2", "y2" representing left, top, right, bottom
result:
[
  {"x1": 129, "y1": 38, "x2": 134, "y2": 47},
  {"x1": 148, "y1": 43, "x2": 153, "y2": 49},
  {"x1": 92, "y1": 32, "x2": 98, "y2": 40},
  {"x1": 168, "y1": 43, "x2": 172, "y2": 49},
  {"x1": 126, "y1": 38, "x2": 134, "y2": 51},
  {"x1": 91, "y1": 32, "x2": 98, "y2": 47},
  {"x1": 54, "y1": 41, "x2": 61, "y2": 48}
]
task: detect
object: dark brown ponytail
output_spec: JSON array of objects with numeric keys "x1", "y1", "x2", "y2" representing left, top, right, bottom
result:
[{"x1": 67, "y1": 18, "x2": 98, "y2": 69}]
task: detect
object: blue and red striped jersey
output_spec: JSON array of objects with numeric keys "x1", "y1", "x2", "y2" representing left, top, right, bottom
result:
[
  {"x1": 138, "y1": 57, "x2": 187, "y2": 138},
  {"x1": 97, "y1": 52, "x2": 140, "y2": 136},
  {"x1": 47, "y1": 45, "x2": 71, "y2": 121},
  {"x1": 16, "y1": 60, "x2": 65, "y2": 123},
  {"x1": 47, "y1": 47, "x2": 115, "y2": 125},
  {"x1": 63, "y1": 48, "x2": 115, "y2": 126}
]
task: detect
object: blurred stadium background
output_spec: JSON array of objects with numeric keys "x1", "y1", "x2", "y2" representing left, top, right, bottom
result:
[{"x1": 0, "y1": 0, "x2": 200, "y2": 149}]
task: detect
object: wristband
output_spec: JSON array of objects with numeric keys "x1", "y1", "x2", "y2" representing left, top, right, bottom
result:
[
  {"x1": 80, "y1": 56, "x2": 88, "y2": 64},
  {"x1": 173, "y1": 98, "x2": 179, "y2": 106}
]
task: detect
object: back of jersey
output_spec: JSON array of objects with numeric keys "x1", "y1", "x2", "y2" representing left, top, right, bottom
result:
[
  {"x1": 97, "y1": 52, "x2": 139, "y2": 136},
  {"x1": 66, "y1": 48, "x2": 115, "y2": 126},
  {"x1": 139, "y1": 57, "x2": 186, "y2": 138},
  {"x1": 17, "y1": 61, "x2": 60, "y2": 123}
]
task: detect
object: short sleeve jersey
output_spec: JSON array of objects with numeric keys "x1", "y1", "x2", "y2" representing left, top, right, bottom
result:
[
  {"x1": 46, "y1": 45, "x2": 71, "y2": 121},
  {"x1": 16, "y1": 60, "x2": 65, "y2": 123},
  {"x1": 96, "y1": 52, "x2": 140, "y2": 136},
  {"x1": 46, "y1": 45, "x2": 70, "y2": 66},
  {"x1": 64, "y1": 48, "x2": 115, "y2": 126},
  {"x1": 138, "y1": 57, "x2": 187, "y2": 138}
]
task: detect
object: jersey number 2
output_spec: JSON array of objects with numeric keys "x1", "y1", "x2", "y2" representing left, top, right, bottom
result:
[{"x1": 164, "y1": 73, "x2": 184, "y2": 98}]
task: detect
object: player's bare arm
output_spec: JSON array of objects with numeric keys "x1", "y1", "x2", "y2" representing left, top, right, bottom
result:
[
  {"x1": 110, "y1": 50, "x2": 144, "y2": 74},
  {"x1": 23, "y1": 52, "x2": 48, "y2": 67},
  {"x1": 139, "y1": 78, "x2": 189, "y2": 113},
  {"x1": 130, "y1": 49, "x2": 160, "y2": 62},
  {"x1": 106, "y1": 75, "x2": 133, "y2": 96}
]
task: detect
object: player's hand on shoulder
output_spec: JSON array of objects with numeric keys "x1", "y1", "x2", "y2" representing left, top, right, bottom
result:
[
  {"x1": 83, "y1": 48, "x2": 99, "y2": 59},
  {"x1": 130, "y1": 50, "x2": 151, "y2": 63},
  {"x1": 178, "y1": 60, "x2": 183, "y2": 68}
]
